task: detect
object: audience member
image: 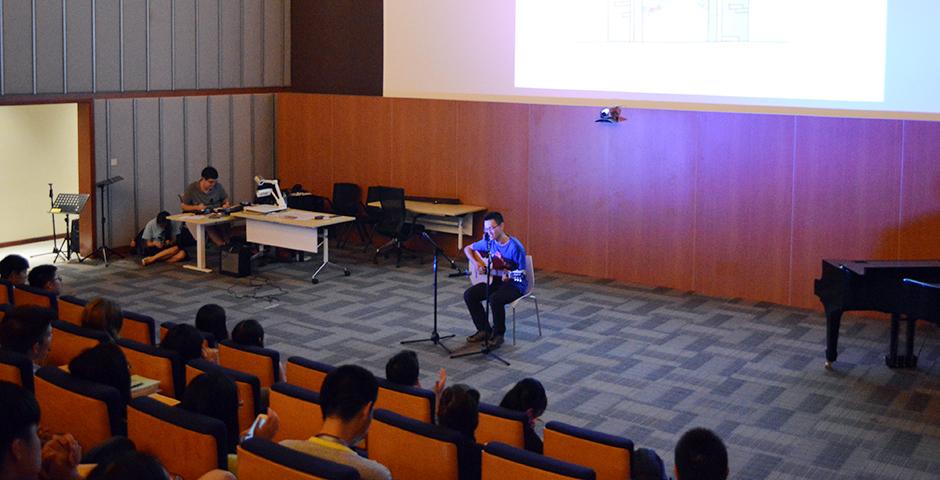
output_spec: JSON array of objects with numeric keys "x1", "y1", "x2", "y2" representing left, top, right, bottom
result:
[
  {"x1": 674, "y1": 427, "x2": 728, "y2": 480},
  {"x1": 27, "y1": 264, "x2": 62, "y2": 295},
  {"x1": 437, "y1": 384, "x2": 482, "y2": 480},
  {"x1": 160, "y1": 324, "x2": 214, "y2": 363},
  {"x1": 385, "y1": 349, "x2": 447, "y2": 396},
  {"x1": 499, "y1": 378, "x2": 547, "y2": 454},
  {"x1": 231, "y1": 319, "x2": 264, "y2": 348},
  {"x1": 0, "y1": 254, "x2": 29, "y2": 285},
  {"x1": 281, "y1": 365, "x2": 391, "y2": 480},
  {"x1": 85, "y1": 450, "x2": 236, "y2": 480},
  {"x1": 0, "y1": 306, "x2": 55, "y2": 370},
  {"x1": 633, "y1": 447, "x2": 669, "y2": 480},
  {"x1": 180, "y1": 373, "x2": 279, "y2": 454},
  {"x1": 140, "y1": 211, "x2": 187, "y2": 266},
  {"x1": 68, "y1": 343, "x2": 132, "y2": 406},
  {"x1": 81, "y1": 298, "x2": 124, "y2": 342},
  {"x1": 0, "y1": 381, "x2": 82, "y2": 480},
  {"x1": 195, "y1": 304, "x2": 228, "y2": 343}
]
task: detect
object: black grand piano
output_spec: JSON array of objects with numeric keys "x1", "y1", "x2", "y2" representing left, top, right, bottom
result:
[{"x1": 814, "y1": 259, "x2": 940, "y2": 369}]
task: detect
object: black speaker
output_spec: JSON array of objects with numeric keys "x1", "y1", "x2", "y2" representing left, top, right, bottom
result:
[{"x1": 69, "y1": 219, "x2": 81, "y2": 256}]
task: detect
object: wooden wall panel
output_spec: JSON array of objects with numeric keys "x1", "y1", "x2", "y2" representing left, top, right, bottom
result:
[
  {"x1": 528, "y1": 104, "x2": 609, "y2": 278},
  {"x1": 389, "y1": 99, "x2": 458, "y2": 198},
  {"x1": 275, "y1": 93, "x2": 332, "y2": 195},
  {"x1": 607, "y1": 108, "x2": 698, "y2": 290},
  {"x1": 899, "y1": 121, "x2": 940, "y2": 259},
  {"x1": 695, "y1": 113, "x2": 794, "y2": 304},
  {"x1": 35, "y1": 0, "x2": 64, "y2": 94},
  {"x1": 331, "y1": 95, "x2": 392, "y2": 193},
  {"x1": 790, "y1": 117, "x2": 903, "y2": 308},
  {"x1": 78, "y1": 103, "x2": 96, "y2": 254}
]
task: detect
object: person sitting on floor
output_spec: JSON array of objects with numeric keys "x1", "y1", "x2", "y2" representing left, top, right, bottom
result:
[
  {"x1": 81, "y1": 298, "x2": 124, "y2": 342},
  {"x1": 0, "y1": 254, "x2": 29, "y2": 286},
  {"x1": 27, "y1": 265, "x2": 61, "y2": 296},
  {"x1": 499, "y1": 377, "x2": 548, "y2": 454},
  {"x1": 0, "y1": 306, "x2": 55, "y2": 371},
  {"x1": 437, "y1": 384, "x2": 482, "y2": 480},
  {"x1": 195, "y1": 304, "x2": 228, "y2": 344},
  {"x1": 140, "y1": 211, "x2": 187, "y2": 266},
  {"x1": 674, "y1": 427, "x2": 729, "y2": 480}
]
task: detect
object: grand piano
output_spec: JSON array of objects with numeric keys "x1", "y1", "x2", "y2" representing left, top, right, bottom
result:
[{"x1": 814, "y1": 259, "x2": 940, "y2": 369}]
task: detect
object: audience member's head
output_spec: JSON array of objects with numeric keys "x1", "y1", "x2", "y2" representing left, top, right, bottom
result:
[
  {"x1": 674, "y1": 428, "x2": 728, "y2": 480},
  {"x1": 437, "y1": 384, "x2": 481, "y2": 440},
  {"x1": 499, "y1": 377, "x2": 547, "y2": 426},
  {"x1": 27, "y1": 265, "x2": 61, "y2": 295},
  {"x1": 0, "y1": 381, "x2": 42, "y2": 479},
  {"x1": 200, "y1": 166, "x2": 220, "y2": 192},
  {"x1": 231, "y1": 319, "x2": 264, "y2": 348},
  {"x1": 195, "y1": 304, "x2": 228, "y2": 342},
  {"x1": 160, "y1": 324, "x2": 204, "y2": 363},
  {"x1": 180, "y1": 373, "x2": 240, "y2": 453},
  {"x1": 0, "y1": 254, "x2": 29, "y2": 285},
  {"x1": 0, "y1": 306, "x2": 55, "y2": 366},
  {"x1": 385, "y1": 350, "x2": 420, "y2": 387},
  {"x1": 81, "y1": 298, "x2": 124, "y2": 342},
  {"x1": 319, "y1": 365, "x2": 379, "y2": 444},
  {"x1": 156, "y1": 211, "x2": 171, "y2": 229},
  {"x1": 69, "y1": 343, "x2": 132, "y2": 405},
  {"x1": 86, "y1": 451, "x2": 170, "y2": 480}
]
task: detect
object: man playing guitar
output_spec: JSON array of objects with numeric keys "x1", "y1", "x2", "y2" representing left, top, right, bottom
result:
[{"x1": 463, "y1": 212, "x2": 528, "y2": 348}]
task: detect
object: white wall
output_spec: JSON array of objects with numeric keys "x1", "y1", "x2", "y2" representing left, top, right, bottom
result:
[{"x1": 0, "y1": 103, "x2": 79, "y2": 243}]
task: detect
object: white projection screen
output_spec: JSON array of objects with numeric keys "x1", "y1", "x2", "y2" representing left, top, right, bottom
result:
[{"x1": 384, "y1": 0, "x2": 940, "y2": 119}]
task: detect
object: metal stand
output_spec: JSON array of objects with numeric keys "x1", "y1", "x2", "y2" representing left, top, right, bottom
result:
[
  {"x1": 54, "y1": 214, "x2": 84, "y2": 263},
  {"x1": 401, "y1": 232, "x2": 456, "y2": 354},
  {"x1": 451, "y1": 237, "x2": 510, "y2": 366},
  {"x1": 32, "y1": 184, "x2": 61, "y2": 260},
  {"x1": 310, "y1": 228, "x2": 351, "y2": 284},
  {"x1": 89, "y1": 177, "x2": 124, "y2": 266}
]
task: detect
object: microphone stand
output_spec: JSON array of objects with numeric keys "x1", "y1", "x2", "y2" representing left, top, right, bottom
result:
[
  {"x1": 32, "y1": 183, "x2": 60, "y2": 260},
  {"x1": 401, "y1": 231, "x2": 456, "y2": 354},
  {"x1": 451, "y1": 234, "x2": 510, "y2": 366}
]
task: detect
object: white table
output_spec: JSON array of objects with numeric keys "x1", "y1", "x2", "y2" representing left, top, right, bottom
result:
[
  {"x1": 367, "y1": 200, "x2": 486, "y2": 250},
  {"x1": 231, "y1": 209, "x2": 356, "y2": 283},
  {"x1": 166, "y1": 213, "x2": 238, "y2": 273}
]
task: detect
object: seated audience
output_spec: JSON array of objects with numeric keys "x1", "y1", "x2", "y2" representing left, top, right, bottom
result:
[
  {"x1": 81, "y1": 298, "x2": 124, "y2": 342},
  {"x1": 86, "y1": 450, "x2": 235, "y2": 480},
  {"x1": 179, "y1": 373, "x2": 279, "y2": 454},
  {"x1": 281, "y1": 365, "x2": 391, "y2": 480},
  {"x1": 0, "y1": 381, "x2": 82, "y2": 480},
  {"x1": 231, "y1": 319, "x2": 264, "y2": 348},
  {"x1": 139, "y1": 211, "x2": 187, "y2": 266},
  {"x1": 633, "y1": 447, "x2": 669, "y2": 480},
  {"x1": 385, "y1": 349, "x2": 447, "y2": 412},
  {"x1": 437, "y1": 384, "x2": 482, "y2": 480},
  {"x1": 68, "y1": 343, "x2": 132, "y2": 406},
  {"x1": 0, "y1": 306, "x2": 55, "y2": 370},
  {"x1": 674, "y1": 427, "x2": 728, "y2": 480},
  {"x1": 195, "y1": 304, "x2": 228, "y2": 343},
  {"x1": 0, "y1": 254, "x2": 29, "y2": 285},
  {"x1": 27, "y1": 264, "x2": 62, "y2": 295},
  {"x1": 160, "y1": 323, "x2": 215, "y2": 363},
  {"x1": 499, "y1": 378, "x2": 548, "y2": 454}
]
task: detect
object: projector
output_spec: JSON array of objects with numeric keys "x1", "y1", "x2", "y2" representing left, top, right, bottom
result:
[{"x1": 596, "y1": 106, "x2": 624, "y2": 123}]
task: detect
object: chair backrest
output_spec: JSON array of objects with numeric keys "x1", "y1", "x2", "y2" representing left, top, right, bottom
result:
[
  {"x1": 13, "y1": 284, "x2": 57, "y2": 313},
  {"x1": 524, "y1": 255, "x2": 535, "y2": 295},
  {"x1": 368, "y1": 409, "x2": 461, "y2": 480},
  {"x1": 543, "y1": 422, "x2": 633, "y2": 480},
  {"x1": 35, "y1": 366, "x2": 125, "y2": 450},
  {"x1": 286, "y1": 356, "x2": 335, "y2": 393},
  {"x1": 376, "y1": 187, "x2": 407, "y2": 232},
  {"x1": 186, "y1": 359, "x2": 262, "y2": 433},
  {"x1": 375, "y1": 378, "x2": 436, "y2": 423},
  {"x1": 117, "y1": 338, "x2": 185, "y2": 398},
  {"x1": 160, "y1": 321, "x2": 215, "y2": 348},
  {"x1": 47, "y1": 321, "x2": 109, "y2": 367},
  {"x1": 476, "y1": 403, "x2": 528, "y2": 449},
  {"x1": 0, "y1": 279, "x2": 12, "y2": 305},
  {"x1": 0, "y1": 349, "x2": 34, "y2": 391},
  {"x1": 218, "y1": 339, "x2": 280, "y2": 388},
  {"x1": 57, "y1": 295, "x2": 87, "y2": 325},
  {"x1": 128, "y1": 396, "x2": 227, "y2": 480},
  {"x1": 270, "y1": 382, "x2": 324, "y2": 443},
  {"x1": 332, "y1": 183, "x2": 363, "y2": 217},
  {"x1": 238, "y1": 437, "x2": 361, "y2": 480},
  {"x1": 122, "y1": 310, "x2": 156, "y2": 346},
  {"x1": 0, "y1": 303, "x2": 7, "y2": 320},
  {"x1": 482, "y1": 442, "x2": 596, "y2": 480}
]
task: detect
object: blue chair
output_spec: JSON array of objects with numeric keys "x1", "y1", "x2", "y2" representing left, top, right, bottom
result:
[
  {"x1": 219, "y1": 339, "x2": 281, "y2": 388},
  {"x1": 270, "y1": 382, "x2": 324, "y2": 442},
  {"x1": 0, "y1": 349, "x2": 34, "y2": 391},
  {"x1": 286, "y1": 356, "x2": 335, "y2": 393},
  {"x1": 0, "y1": 279, "x2": 12, "y2": 305},
  {"x1": 368, "y1": 409, "x2": 463, "y2": 480},
  {"x1": 238, "y1": 437, "x2": 360, "y2": 480},
  {"x1": 476, "y1": 402, "x2": 529, "y2": 449},
  {"x1": 118, "y1": 338, "x2": 186, "y2": 398},
  {"x1": 12, "y1": 284, "x2": 58, "y2": 314},
  {"x1": 35, "y1": 366, "x2": 125, "y2": 451},
  {"x1": 187, "y1": 359, "x2": 263, "y2": 433},
  {"x1": 544, "y1": 421, "x2": 634, "y2": 480},
  {"x1": 482, "y1": 442, "x2": 595, "y2": 480},
  {"x1": 122, "y1": 310, "x2": 157, "y2": 346},
  {"x1": 376, "y1": 377, "x2": 436, "y2": 423},
  {"x1": 47, "y1": 320, "x2": 110, "y2": 366}
]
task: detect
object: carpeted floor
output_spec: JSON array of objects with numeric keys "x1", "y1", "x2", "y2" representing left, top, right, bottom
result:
[{"x1": 52, "y1": 246, "x2": 940, "y2": 479}]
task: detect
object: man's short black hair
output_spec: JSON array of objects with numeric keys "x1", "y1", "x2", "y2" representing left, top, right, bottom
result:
[
  {"x1": 675, "y1": 427, "x2": 728, "y2": 480},
  {"x1": 156, "y1": 210, "x2": 171, "y2": 226},
  {"x1": 385, "y1": 350, "x2": 419, "y2": 386},
  {"x1": 0, "y1": 306, "x2": 55, "y2": 356},
  {"x1": 27, "y1": 264, "x2": 58, "y2": 289},
  {"x1": 231, "y1": 319, "x2": 264, "y2": 348},
  {"x1": 69, "y1": 343, "x2": 132, "y2": 405},
  {"x1": 195, "y1": 304, "x2": 228, "y2": 342},
  {"x1": 0, "y1": 254, "x2": 28, "y2": 280},
  {"x1": 0, "y1": 381, "x2": 41, "y2": 468},
  {"x1": 483, "y1": 212, "x2": 504, "y2": 225},
  {"x1": 201, "y1": 166, "x2": 219, "y2": 180},
  {"x1": 86, "y1": 451, "x2": 169, "y2": 480},
  {"x1": 320, "y1": 365, "x2": 378, "y2": 422}
]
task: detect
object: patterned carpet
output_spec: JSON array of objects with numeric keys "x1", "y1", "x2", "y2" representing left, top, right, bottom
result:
[{"x1": 53, "y1": 245, "x2": 940, "y2": 479}]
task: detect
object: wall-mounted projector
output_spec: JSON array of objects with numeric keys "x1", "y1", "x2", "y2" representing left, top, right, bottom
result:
[{"x1": 596, "y1": 106, "x2": 624, "y2": 123}]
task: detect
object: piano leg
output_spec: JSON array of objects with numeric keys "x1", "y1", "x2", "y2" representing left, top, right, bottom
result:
[
  {"x1": 887, "y1": 313, "x2": 901, "y2": 367},
  {"x1": 886, "y1": 313, "x2": 918, "y2": 368},
  {"x1": 825, "y1": 309, "x2": 843, "y2": 369},
  {"x1": 904, "y1": 314, "x2": 918, "y2": 368}
]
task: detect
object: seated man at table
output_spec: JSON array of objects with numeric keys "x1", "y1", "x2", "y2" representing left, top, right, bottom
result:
[{"x1": 180, "y1": 166, "x2": 231, "y2": 246}]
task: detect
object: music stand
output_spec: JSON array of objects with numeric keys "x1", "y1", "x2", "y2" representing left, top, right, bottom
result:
[
  {"x1": 89, "y1": 176, "x2": 124, "y2": 266},
  {"x1": 51, "y1": 193, "x2": 90, "y2": 263}
]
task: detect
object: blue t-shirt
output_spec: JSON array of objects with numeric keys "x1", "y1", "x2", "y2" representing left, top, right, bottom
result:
[{"x1": 471, "y1": 235, "x2": 528, "y2": 292}]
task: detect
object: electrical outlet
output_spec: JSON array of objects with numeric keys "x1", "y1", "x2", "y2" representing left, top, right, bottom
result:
[{"x1": 110, "y1": 158, "x2": 118, "y2": 166}]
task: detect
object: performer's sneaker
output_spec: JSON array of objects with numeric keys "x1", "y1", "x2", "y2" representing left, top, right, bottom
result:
[
  {"x1": 466, "y1": 331, "x2": 488, "y2": 343},
  {"x1": 489, "y1": 334, "x2": 505, "y2": 348}
]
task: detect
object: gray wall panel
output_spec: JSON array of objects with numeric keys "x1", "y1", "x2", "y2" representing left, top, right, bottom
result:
[
  {"x1": 106, "y1": 99, "x2": 137, "y2": 245},
  {"x1": 148, "y1": 0, "x2": 172, "y2": 90},
  {"x1": 160, "y1": 97, "x2": 185, "y2": 209},
  {"x1": 252, "y1": 94, "x2": 274, "y2": 179},
  {"x1": 172, "y1": 0, "x2": 196, "y2": 89},
  {"x1": 195, "y1": 0, "x2": 219, "y2": 89},
  {"x1": 35, "y1": 0, "x2": 64, "y2": 93},
  {"x1": 2, "y1": 0, "x2": 34, "y2": 94},
  {"x1": 94, "y1": 99, "x2": 109, "y2": 247},
  {"x1": 207, "y1": 95, "x2": 230, "y2": 179},
  {"x1": 122, "y1": 0, "x2": 148, "y2": 91},
  {"x1": 241, "y1": 0, "x2": 262, "y2": 86},
  {"x1": 135, "y1": 99, "x2": 161, "y2": 228},
  {"x1": 65, "y1": 0, "x2": 94, "y2": 93},
  {"x1": 94, "y1": 0, "x2": 121, "y2": 92},
  {"x1": 184, "y1": 96, "x2": 208, "y2": 183},
  {"x1": 231, "y1": 94, "x2": 252, "y2": 203},
  {"x1": 219, "y1": 0, "x2": 240, "y2": 88},
  {"x1": 262, "y1": 0, "x2": 284, "y2": 87}
]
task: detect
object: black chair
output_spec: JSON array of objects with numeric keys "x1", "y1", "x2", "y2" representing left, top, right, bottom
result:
[
  {"x1": 362, "y1": 186, "x2": 385, "y2": 251},
  {"x1": 373, "y1": 187, "x2": 425, "y2": 267},
  {"x1": 330, "y1": 183, "x2": 370, "y2": 248}
]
